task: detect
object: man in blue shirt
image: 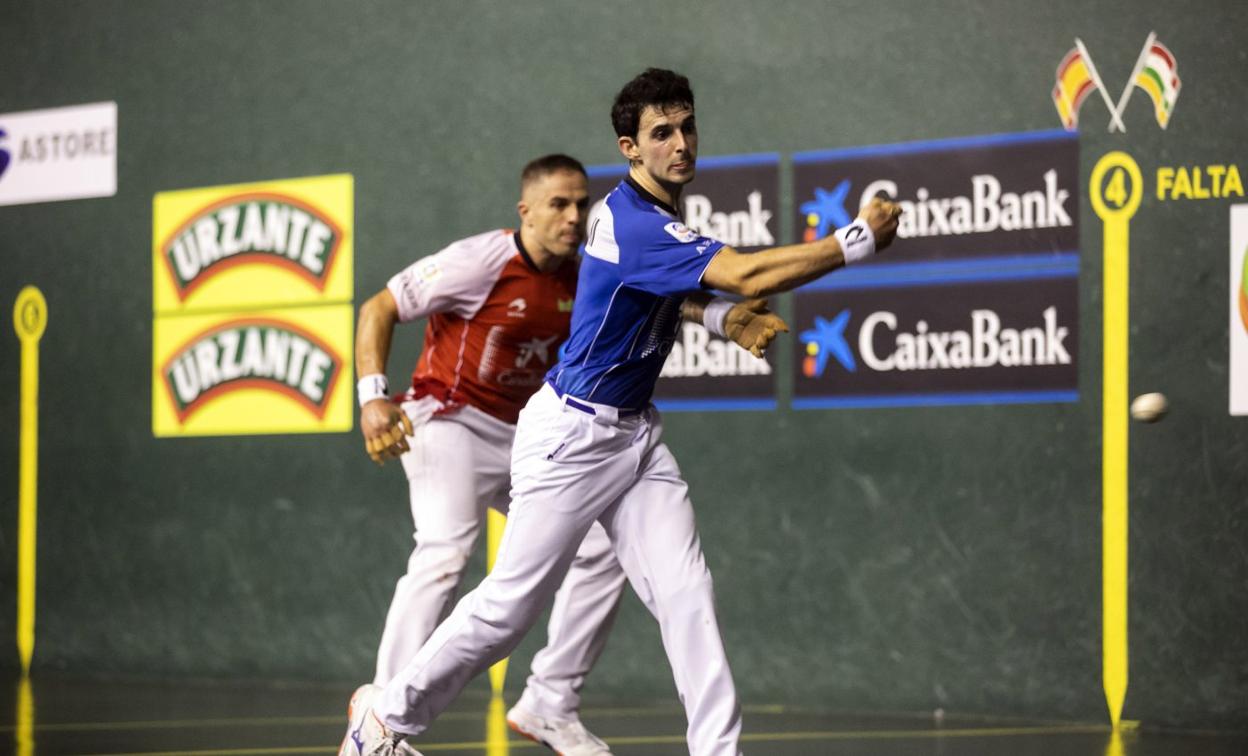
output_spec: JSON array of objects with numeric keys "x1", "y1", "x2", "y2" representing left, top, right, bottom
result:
[{"x1": 345, "y1": 68, "x2": 900, "y2": 756}]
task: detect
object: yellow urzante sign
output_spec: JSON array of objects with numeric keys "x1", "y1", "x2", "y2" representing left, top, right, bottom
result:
[
  {"x1": 152, "y1": 305, "x2": 354, "y2": 437},
  {"x1": 152, "y1": 174, "x2": 353, "y2": 313}
]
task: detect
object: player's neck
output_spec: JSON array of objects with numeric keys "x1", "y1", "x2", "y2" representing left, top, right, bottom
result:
[
  {"x1": 517, "y1": 227, "x2": 565, "y2": 273},
  {"x1": 628, "y1": 165, "x2": 683, "y2": 210}
]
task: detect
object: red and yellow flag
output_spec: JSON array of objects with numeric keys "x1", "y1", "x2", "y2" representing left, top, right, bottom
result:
[{"x1": 1052, "y1": 48, "x2": 1098, "y2": 130}]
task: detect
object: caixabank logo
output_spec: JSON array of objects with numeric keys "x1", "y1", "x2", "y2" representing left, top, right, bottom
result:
[
  {"x1": 153, "y1": 174, "x2": 352, "y2": 312},
  {"x1": 793, "y1": 277, "x2": 1079, "y2": 408},
  {"x1": 794, "y1": 131, "x2": 1078, "y2": 262},
  {"x1": 153, "y1": 306, "x2": 353, "y2": 436}
]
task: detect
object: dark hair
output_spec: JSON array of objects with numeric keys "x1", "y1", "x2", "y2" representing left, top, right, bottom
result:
[
  {"x1": 520, "y1": 154, "x2": 586, "y2": 191},
  {"x1": 611, "y1": 68, "x2": 695, "y2": 139}
]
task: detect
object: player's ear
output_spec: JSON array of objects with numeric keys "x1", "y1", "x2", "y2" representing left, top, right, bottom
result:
[
  {"x1": 618, "y1": 135, "x2": 640, "y2": 163},
  {"x1": 516, "y1": 199, "x2": 529, "y2": 225}
]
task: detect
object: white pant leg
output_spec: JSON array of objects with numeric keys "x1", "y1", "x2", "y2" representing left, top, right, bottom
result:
[
  {"x1": 519, "y1": 520, "x2": 627, "y2": 719},
  {"x1": 600, "y1": 426, "x2": 741, "y2": 756},
  {"x1": 373, "y1": 406, "x2": 513, "y2": 685},
  {"x1": 377, "y1": 385, "x2": 646, "y2": 736}
]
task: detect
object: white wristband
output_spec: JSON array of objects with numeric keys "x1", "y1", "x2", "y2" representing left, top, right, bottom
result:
[
  {"x1": 702, "y1": 297, "x2": 733, "y2": 338},
  {"x1": 357, "y1": 374, "x2": 389, "y2": 407},
  {"x1": 834, "y1": 218, "x2": 875, "y2": 264}
]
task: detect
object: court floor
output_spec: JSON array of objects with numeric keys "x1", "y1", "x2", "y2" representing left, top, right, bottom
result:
[{"x1": 2, "y1": 676, "x2": 1246, "y2": 755}]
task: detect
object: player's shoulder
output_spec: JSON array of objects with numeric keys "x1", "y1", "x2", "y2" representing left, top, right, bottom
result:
[
  {"x1": 436, "y1": 228, "x2": 518, "y2": 272},
  {"x1": 444, "y1": 228, "x2": 517, "y2": 258}
]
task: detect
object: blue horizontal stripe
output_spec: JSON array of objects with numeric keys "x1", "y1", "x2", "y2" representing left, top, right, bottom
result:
[
  {"x1": 800, "y1": 253, "x2": 1080, "y2": 291},
  {"x1": 697, "y1": 152, "x2": 780, "y2": 169},
  {"x1": 587, "y1": 152, "x2": 779, "y2": 180},
  {"x1": 653, "y1": 397, "x2": 778, "y2": 412},
  {"x1": 792, "y1": 390, "x2": 1079, "y2": 410},
  {"x1": 586, "y1": 163, "x2": 628, "y2": 179},
  {"x1": 793, "y1": 129, "x2": 1076, "y2": 165}
]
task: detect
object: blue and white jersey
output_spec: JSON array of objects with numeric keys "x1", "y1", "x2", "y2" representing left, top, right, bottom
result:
[{"x1": 549, "y1": 177, "x2": 725, "y2": 409}]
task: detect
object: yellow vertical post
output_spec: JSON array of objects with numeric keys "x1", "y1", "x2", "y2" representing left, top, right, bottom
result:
[
  {"x1": 13, "y1": 287, "x2": 48, "y2": 677},
  {"x1": 1089, "y1": 153, "x2": 1142, "y2": 729},
  {"x1": 15, "y1": 675, "x2": 34, "y2": 756},
  {"x1": 486, "y1": 690, "x2": 511, "y2": 756},
  {"x1": 486, "y1": 508, "x2": 509, "y2": 695}
]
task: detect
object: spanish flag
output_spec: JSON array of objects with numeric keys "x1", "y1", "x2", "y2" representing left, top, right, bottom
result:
[
  {"x1": 1052, "y1": 48, "x2": 1098, "y2": 130},
  {"x1": 1134, "y1": 40, "x2": 1181, "y2": 128}
]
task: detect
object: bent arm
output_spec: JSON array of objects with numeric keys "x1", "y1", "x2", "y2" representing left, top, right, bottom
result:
[
  {"x1": 355, "y1": 288, "x2": 413, "y2": 463},
  {"x1": 355, "y1": 288, "x2": 401, "y2": 378}
]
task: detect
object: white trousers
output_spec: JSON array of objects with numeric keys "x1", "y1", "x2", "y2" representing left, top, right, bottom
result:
[
  {"x1": 373, "y1": 400, "x2": 627, "y2": 720},
  {"x1": 378, "y1": 385, "x2": 741, "y2": 755}
]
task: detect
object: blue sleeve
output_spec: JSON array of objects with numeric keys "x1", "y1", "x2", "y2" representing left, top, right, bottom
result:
[{"x1": 618, "y1": 216, "x2": 725, "y2": 297}]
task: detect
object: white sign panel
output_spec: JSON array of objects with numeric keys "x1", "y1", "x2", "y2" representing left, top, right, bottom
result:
[
  {"x1": 1231, "y1": 204, "x2": 1248, "y2": 415},
  {"x1": 0, "y1": 102, "x2": 117, "y2": 207}
]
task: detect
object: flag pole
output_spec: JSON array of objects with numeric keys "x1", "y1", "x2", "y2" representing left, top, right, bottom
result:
[
  {"x1": 1075, "y1": 38, "x2": 1127, "y2": 133},
  {"x1": 1111, "y1": 32, "x2": 1157, "y2": 130}
]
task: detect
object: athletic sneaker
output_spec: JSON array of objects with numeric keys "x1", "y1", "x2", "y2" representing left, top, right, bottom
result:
[
  {"x1": 338, "y1": 684, "x2": 422, "y2": 756},
  {"x1": 506, "y1": 703, "x2": 611, "y2": 755}
]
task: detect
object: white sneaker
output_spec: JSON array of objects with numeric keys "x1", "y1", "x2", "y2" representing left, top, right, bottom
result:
[
  {"x1": 338, "y1": 684, "x2": 422, "y2": 756},
  {"x1": 506, "y1": 703, "x2": 611, "y2": 755}
]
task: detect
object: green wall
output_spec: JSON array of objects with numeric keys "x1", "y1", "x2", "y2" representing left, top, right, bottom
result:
[{"x1": 1, "y1": 0, "x2": 1245, "y2": 730}]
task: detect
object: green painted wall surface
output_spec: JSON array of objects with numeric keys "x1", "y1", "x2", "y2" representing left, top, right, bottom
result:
[{"x1": 1, "y1": 0, "x2": 1245, "y2": 730}]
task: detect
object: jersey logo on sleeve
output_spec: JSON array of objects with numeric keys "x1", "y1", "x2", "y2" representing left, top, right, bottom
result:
[{"x1": 664, "y1": 221, "x2": 699, "y2": 244}]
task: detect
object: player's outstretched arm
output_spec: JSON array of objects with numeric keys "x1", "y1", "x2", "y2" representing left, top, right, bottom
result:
[
  {"x1": 356, "y1": 289, "x2": 414, "y2": 465},
  {"x1": 702, "y1": 197, "x2": 902, "y2": 298}
]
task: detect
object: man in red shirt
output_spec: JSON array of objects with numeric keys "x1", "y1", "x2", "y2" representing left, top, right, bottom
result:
[{"x1": 349, "y1": 155, "x2": 621, "y2": 756}]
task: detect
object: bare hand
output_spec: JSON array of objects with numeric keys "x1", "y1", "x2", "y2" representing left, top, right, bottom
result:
[
  {"x1": 725, "y1": 298, "x2": 789, "y2": 358},
  {"x1": 858, "y1": 196, "x2": 903, "y2": 252},
  {"x1": 360, "y1": 399, "x2": 415, "y2": 465}
]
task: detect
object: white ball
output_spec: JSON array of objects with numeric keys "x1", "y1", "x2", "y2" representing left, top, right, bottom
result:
[{"x1": 1130, "y1": 392, "x2": 1168, "y2": 423}]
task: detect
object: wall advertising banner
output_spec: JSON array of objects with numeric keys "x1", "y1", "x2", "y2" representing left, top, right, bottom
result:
[
  {"x1": 152, "y1": 305, "x2": 354, "y2": 437},
  {"x1": 792, "y1": 131, "x2": 1079, "y2": 409},
  {"x1": 152, "y1": 174, "x2": 354, "y2": 436},
  {"x1": 794, "y1": 275, "x2": 1079, "y2": 408},
  {"x1": 1231, "y1": 204, "x2": 1248, "y2": 416},
  {"x1": 152, "y1": 174, "x2": 353, "y2": 313},
  {"x1": 587, "y1": 154, "x2": 780, "y2": 410},
  {"x1": 0, "y1": 102, "x2": 117, "y2": 207},
  {"x1": 793, "y1": 130, "x2": 1078, "y2": 261}
]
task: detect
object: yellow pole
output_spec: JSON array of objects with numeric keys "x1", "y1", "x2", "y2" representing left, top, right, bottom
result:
[
  {"x1": 15, "y1": 675, "x2": 34, "y2": 756},
  {"x1": 1089, "y1": 153, "x2": 1142, "y2": 729},
  {"x1": 13, "y1": 286, "x2": 48, "y2": 677},
  {"x1": 486, "y1": 508, "x2": 509, "y2": 695},
  {"x1": 487, "y1": 691, "x2": 511, "y2": 756}
]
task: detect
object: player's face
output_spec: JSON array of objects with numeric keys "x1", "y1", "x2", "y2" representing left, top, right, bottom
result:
[
  {"x1": 628, "y1": 104, "x2": 698, "y2": 188},
  {"x1": 521, "y1": 169, "x2": 591, "y2": 258}
]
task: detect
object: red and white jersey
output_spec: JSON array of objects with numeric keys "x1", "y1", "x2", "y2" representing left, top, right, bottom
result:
[{"x1": 387, "y1": 229, "x2": 578, "y2": 425}]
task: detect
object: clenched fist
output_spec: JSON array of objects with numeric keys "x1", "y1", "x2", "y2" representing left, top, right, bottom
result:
[
  {"x1": 859, "y1": 196, "x2": 903, "y2": 252},
  {"x1": 360, "y1": 399, "x2": 415, "y2": 465}
]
